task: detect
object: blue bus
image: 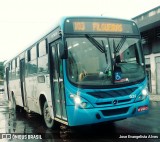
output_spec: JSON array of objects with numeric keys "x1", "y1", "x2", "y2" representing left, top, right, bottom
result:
[{"x1": 4, "y1": 16, "x2": 149, "y2": 128}]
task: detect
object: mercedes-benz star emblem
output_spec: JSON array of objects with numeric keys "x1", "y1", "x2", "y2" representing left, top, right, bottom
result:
[{"x1": 113, "y1": 99, "x2": 118, "y2": 105}]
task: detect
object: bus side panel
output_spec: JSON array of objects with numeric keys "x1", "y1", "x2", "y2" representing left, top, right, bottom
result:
[
  {"x1": 25, "y1": 76, "x2": 38, "y2": 112},
  {"x1": 10, "y1": 79, "x2": 23, "y2": 107},
  {"x1": 36, "y1": 74, "x2": 53, "y2": 116},
  {"x1": 25, "y1": 74, "x2": 53, "y2": 116},
  {"x1": 8, "y1": 80, "x2": 22, "y2": 107}
]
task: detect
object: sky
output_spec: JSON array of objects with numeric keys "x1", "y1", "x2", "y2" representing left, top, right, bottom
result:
[{"x1": 0, "y1": 0, "x2": 160, "y2": 62}]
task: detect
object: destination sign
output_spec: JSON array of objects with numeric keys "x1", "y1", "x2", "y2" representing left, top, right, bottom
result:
[
  {"x1": 64, "y1": 18, "x2": 139, "y2": 34},
  {"x1": 73, "y1": 22, "x2": 123, "y2": 32}
]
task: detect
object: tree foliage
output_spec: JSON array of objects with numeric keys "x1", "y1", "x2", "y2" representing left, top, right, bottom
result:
[{"x1": 0, "y1": 61, "x2": 4, "y2": 80}]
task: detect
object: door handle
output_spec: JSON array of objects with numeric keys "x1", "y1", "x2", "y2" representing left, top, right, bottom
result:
[
  {"x1": 53, "y1": 79, "x2": 58, "y2": 82},
  {"x1": 59, "y1": 78, "x2": 63, "y2": 82},
  {"x1": 53, "y1": 78, "x2": 63, "y2": 83}
]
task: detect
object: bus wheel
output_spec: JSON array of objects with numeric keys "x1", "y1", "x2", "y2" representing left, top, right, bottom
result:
[{"x1": 43, "y1": 101, "x2": 54, "y2": 129}]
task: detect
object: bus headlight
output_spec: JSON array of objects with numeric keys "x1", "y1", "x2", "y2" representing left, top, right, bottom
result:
[
  {"x1": 74, "y1": 96, "x2": 81, "y2": 105},
  {"x1": 70, "y1": 94, "x2": 93, "y2": 109},
  {"x1": 142, "y1": 89, "x2": 147, "y2": 96},
  {"x1": 135, "y1": 88, "x2": 149, "y2": 102}
]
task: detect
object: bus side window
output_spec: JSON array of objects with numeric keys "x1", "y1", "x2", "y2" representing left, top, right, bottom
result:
[
  {"x1": 15, "y1": 57, "x2": 20, "y2": 79},
  {"x1": 11, "y1": 60, "x2": 16, "y2": 80},
  {"x1": 28, "y1": 46, "x2": 38, "y2": 75},
  {"x1": 38, "y1": 40, "x2": 48, "y2": 73}
]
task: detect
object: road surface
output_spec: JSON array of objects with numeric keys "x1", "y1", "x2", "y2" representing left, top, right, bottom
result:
[{"x1": 0, "y1": 93, "x2": 160, "y2": 142}]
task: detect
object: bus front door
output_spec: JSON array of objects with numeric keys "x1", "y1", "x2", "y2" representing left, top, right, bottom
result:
[{"x1": 51, "y1": 43, "x2": 67, "y2": 121}]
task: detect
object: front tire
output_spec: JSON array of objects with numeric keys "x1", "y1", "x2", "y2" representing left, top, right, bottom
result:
[{"x1": 43, "y1": 101, "x2": 55, "y2": 129}]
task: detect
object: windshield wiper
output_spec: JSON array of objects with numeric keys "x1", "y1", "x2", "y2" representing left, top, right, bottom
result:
[
  {"x1": 115, "y1": 36, "x2": 126, "y2": 53},
  {"x1": 85, "y1": 34, "x2": 105, "y2": 53}
]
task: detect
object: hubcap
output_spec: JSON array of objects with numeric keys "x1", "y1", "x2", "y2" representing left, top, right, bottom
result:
[{"x1": 44, "y1": 107, "x2": 52, "y2": 123}]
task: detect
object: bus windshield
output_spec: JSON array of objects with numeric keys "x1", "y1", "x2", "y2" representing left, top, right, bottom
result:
[{"x1": 66, "y1": 36, "x2": 145, "y2": 87}]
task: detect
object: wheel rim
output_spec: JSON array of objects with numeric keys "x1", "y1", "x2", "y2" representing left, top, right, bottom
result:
[
  {"x1": 44, "y1": 107, "x2": 52, "y2": 123},
  {"x1": 43, "y1": 102, "x2": 54, "y2": 128}
]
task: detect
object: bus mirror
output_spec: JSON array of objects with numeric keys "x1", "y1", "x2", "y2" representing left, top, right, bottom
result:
[{"x1": 59, "y1": 42, "x2": 68, "y2": 59}]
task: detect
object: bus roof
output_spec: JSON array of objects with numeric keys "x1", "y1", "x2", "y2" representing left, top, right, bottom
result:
[{"x1": 4, "y1": 16, "x2": 139, "y2": 65}]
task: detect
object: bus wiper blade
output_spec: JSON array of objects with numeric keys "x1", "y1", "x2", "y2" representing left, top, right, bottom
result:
[
  {"x1": 85, "y1": 34, "x2": 105, "y2": 53},
  {"x1": 115, "y1": 36, "x2": 126, "y2": 53}
]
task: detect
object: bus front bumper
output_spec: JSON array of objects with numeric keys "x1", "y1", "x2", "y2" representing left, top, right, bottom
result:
[{"x1": 66, "y1": 97, "x2": 149, "y2": 126}]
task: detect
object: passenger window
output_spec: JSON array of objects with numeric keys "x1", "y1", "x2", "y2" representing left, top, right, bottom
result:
[
  {"x1": 27, "y1": 46, "x2": 38, "y2": 75},
  {"x1": 16, "y1": 58, "x2": 20, "y2": 78},
  {"x1": 39, "y1": 40, "x2": 47, "y2": 57},
  {"x1": 38, "y1": 40, "x2": 48, "y2": 73},
  {"x1": 31, "y1": 46, "x2": 37, "y2": 60},
  {"x1": 11, "y1": 60, "x2": 16, "y2": 79}
]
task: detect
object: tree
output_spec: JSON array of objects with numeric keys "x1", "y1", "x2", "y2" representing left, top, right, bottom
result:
[{"x1": 0, "y1": 61, "x2": 4, "y2": 80}]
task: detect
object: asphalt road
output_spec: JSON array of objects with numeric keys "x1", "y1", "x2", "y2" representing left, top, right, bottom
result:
[{"x1": 0, "y1": 93, "x2": 160, "y2": 142}]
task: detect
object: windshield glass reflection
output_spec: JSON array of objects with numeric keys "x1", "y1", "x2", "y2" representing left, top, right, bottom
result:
[{"x1": 66, "y1": 37, "x2": 145, "y2": 87}]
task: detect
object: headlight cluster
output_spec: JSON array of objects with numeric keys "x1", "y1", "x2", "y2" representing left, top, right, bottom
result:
[
  {"x1": 135, "y1": 87, "x2": 149, "y2": 102},
  {"x1": 70, "y1": 94, "x2": 93, "y2": 109}
]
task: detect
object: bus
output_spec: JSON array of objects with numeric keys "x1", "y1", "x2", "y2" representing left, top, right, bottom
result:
[{"x1": 4, "y1": 16, "x2": 149, "y2": 128}]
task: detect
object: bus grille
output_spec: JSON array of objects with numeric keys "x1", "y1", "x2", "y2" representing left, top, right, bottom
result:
[
  {"x1": 87, "y1": 87, "x2": 137, "y2": 98},
  {"x1": 101, "y1": 107, "x2": 129, "y2": 116},
  {"x1": 95, "y1": 99, "x2": 132, "y2": 106}
]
